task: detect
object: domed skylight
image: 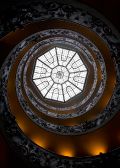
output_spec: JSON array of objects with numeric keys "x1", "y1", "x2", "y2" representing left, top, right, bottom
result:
[{"x1": 33, "y1": 47, "x2": 87, "y2": 102}]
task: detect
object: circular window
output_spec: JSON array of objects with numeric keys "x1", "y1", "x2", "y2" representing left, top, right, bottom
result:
[{"x1": 33, "y1": 47, "x2": 87, "y2": 102}]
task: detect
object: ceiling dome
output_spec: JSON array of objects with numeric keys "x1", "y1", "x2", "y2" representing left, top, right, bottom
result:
[
  {"x1": 33, "y1": 47, "x2": 87, "y2": 102},
  {"x1": 0, "y1": 0, "x2": 120, "y2": 167}
]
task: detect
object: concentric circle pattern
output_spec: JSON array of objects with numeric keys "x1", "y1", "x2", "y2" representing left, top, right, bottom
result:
[{"x1": 0, "y1": 1, "x2": 120, "y2": 167}]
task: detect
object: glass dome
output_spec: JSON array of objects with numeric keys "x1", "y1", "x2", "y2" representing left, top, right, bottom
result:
[{"x1": 33, "y1": 47, "x2": 87, "y2": 102}]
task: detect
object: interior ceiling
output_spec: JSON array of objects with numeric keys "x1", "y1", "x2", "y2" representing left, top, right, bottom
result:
[{"x1": 0, "y1": 0, "x2": 120, "y2": 168}]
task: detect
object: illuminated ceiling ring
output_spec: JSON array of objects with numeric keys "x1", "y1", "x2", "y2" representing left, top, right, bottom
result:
[
  {"x1": 18, "y1": 38, "x2": 104, "y2": 120},
  {"x1": 13, "y1": 37, "x2": 111, "y2": 134},
  {"x1": 0, "y1": 23, "x2": 115, "y2": 135},
  {"x1": 21, "y1": 30, "x2": 106, "y2": 113},
  {"x1": 11, "y1": 23, "x2": 115, "y2": 133}
]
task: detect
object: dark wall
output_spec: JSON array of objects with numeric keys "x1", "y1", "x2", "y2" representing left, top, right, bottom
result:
[
  {"x1": 77, "y1": 0, "x2": 120, "y2": 32},
  {"x1": 0, "y1": 0, "x2": 120, "y2": 31}
]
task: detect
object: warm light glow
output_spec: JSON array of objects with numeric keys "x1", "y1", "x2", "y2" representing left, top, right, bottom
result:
[
  {"x1": 57, "y1": 147, "x2": 75, "y2": 157},
  {"x1": 91, "y1": 146, "x2": 106, "y2": 155},
  {"x1": 87, "y1": 142, "x2": 107, "y2": 156},
  {"x1": 17, "y1": 119, "x2": 28, "y2": 133},
  {"x1": 31, "y1": 135, "x2": 47, "y2": 148}
]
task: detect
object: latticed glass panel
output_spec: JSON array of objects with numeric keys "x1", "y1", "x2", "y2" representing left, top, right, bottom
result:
[{"x1": 33, "y1": 47, "x2": 87, "y2": 102}]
